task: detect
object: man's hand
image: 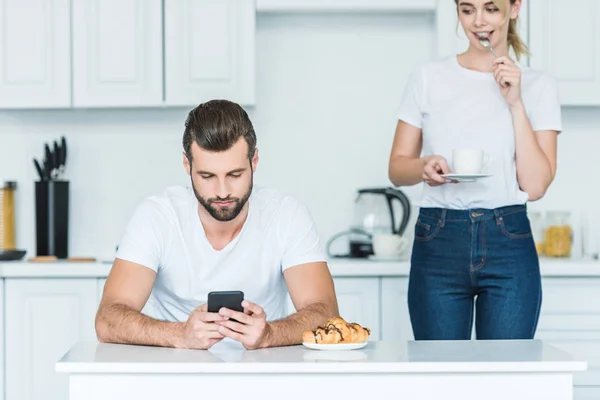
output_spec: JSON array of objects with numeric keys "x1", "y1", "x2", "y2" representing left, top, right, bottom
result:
[
  {"x1": 177, "y1": 304, "x2": 227, "y2": 350},
  {"x1": 215, "y1": 300, "x2": 271, "y2": 350}
]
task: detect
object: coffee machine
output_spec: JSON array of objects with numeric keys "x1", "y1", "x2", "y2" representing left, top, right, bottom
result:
[{"x1": 327, "y1": 187, "x2": 411, "y2": 258}]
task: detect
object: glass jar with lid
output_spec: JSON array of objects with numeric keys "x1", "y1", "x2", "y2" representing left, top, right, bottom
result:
[
  {"x1": 528, "y1": 211, "x2": 545, "y2": 255},
  {"x1": 544, "y1": 211, "x2": 572, "y2": 257}
]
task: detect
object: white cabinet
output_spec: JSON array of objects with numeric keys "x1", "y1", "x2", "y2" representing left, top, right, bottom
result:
[
  {"x1": 286, "y1": 277, "x2": 380, "y2": 339},
  {"x1": 97, "y1": 278, "x2": 107, "y2": 306},
  {"x1": 1, "y1": 274, "x2": 598, "y2": 400},
  {"x1": 529, "y1": 0, "x2": 600, "y2": 105},
  {"x1": 536, "y1": 278, "x2": 600, "y2": 399},
  {"x1": 380, "y1": 277, "x2": 413, "y2": 342},
  {"x1": 333, "y1": 277, "x2": 381, "y2": 340},
  {"x1": 72, "y1": 0, "x2": 163, "y2": 107},
  {"x1": 435, "y1": 0, "x2": 529, "y2": 65},
  {"x1": 164, "y1": 0, "x2": 256, "y2": 106},
  {"x1": 5, "y1": 279, "x2": 99, "y2": 400},
  {"x1": 0, "y1": 0, "x2": 256, "y2": 109},
  {"x1": 0, "y1": 0, "x2": 70, "y2": 108}
]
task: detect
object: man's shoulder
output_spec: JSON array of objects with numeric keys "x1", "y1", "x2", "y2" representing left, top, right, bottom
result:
[
  {"x1": 250, "y1": 186, "x2": 311, "y2": 222},
  {"x1": 134, "y1": 185, "x2": 193, "y2": 219}
]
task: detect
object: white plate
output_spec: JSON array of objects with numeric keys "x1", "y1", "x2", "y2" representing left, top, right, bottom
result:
[
  {"x1": 302, "y1": 342, "x2": 368, "y2": 351},
  {"x1": 442, "y1": 173, "x2": 492, "y2": 182}
]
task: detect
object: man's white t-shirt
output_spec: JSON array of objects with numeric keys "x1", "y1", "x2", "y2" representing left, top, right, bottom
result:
[
  {"x1": 115, "y1": 185, "x2": 326, "y2": 324},
  {"x1": 396, "y1": 55, "x2": 562, "y2": 210}
]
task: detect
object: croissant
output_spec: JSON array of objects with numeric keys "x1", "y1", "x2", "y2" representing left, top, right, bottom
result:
[{"x1": 302, "y1": 316, "x2": 370, "y2": 344}]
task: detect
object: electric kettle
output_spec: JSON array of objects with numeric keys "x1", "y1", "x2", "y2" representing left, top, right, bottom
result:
[{"x1": 327, "y1": 187, "x2": 411, "y2": 258}]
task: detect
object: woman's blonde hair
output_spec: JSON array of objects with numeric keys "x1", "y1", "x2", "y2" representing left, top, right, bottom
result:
[{"x1": 454, "y1": 0, "x2": 530, "y2": 61}]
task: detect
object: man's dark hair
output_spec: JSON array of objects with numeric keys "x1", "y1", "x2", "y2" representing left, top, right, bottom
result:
[{"x1": 183, "y1": 99, "x2": 257, "y2": 163}]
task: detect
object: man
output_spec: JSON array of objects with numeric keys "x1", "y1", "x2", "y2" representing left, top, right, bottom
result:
[{"x1": 96, "y1": 99, "x2": 339, "y2": 350}]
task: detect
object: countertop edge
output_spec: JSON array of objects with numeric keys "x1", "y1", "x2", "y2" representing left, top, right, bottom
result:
[
  {"x1": 1, "y1": 258, "x2": 600, "y2": 278},
  {"x1": 55, "y1": 360, "x2": 588, "y2": 375}
]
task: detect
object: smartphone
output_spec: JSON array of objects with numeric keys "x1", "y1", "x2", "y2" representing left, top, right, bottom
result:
[{"x1": 207, "y1": 290, "x2": 245, "y2": 314}]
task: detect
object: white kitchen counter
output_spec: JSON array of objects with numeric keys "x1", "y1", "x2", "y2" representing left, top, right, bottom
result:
[
  {"x1": 56, "y1": 340, "x2": 586, "y2": 400},
  {"x1": 1, "y1": 257, "x2": 600, "y2": 278}
]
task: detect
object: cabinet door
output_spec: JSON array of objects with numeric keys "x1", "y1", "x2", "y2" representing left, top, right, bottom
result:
[
  {"x1": 164, "y1": 0, "x2": 256, "y2": 106},
  {"x1": 286, "y1": 277, "x2": 380, "y2": 340},
  {"x1": 0, "y1": 0, "x2": 70, "y2": 108},
  {"x1": 72, "y1": 0, "x2": 163, "y2": 107},
  {"x1": 436, "y1": 1, "x2": 529, "y2": 65},
  {"x1": 529, "y1": 0, "x2": 600, "y2": 105},
  {"x1": 5, "y1": 279, "x2": 99, "y2": 400},
  {"x1": 536, "y1": 278, "x2": 600, "y2": 394},
  {"x1": 97, "y1": 278, "x2": 107, "y2": 305},
  {"x1": 381, "y1": 277, "x2": 414, "y2": 342},
  {"x1": 333, "y1": 277, "x2": 380, "y2": 340}
]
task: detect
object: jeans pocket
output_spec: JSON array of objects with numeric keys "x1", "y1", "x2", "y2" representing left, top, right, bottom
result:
[
  {"x1": 414, "y1": 216, "x2": 441, "y2": 242},
  {"x1": 499, "y1": 210, "x2": 532, "y2": 239}
]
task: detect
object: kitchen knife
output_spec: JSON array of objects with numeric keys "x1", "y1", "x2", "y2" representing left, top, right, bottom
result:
[
  {"x1": 45, "y1": 143, "x2": 57, "y2": 180},
  {"x1": 33, "y1": 159, "x2": 45, "y2": 181},
  {"x1": 59, "y1": 136, "x2": 67, "y2": 177},
  {"x1": 42, "y1": 158, "x2": 51, "y2": 181},
  {"x1": 53, "y1": 140, "x2": 61, "y2": 180}
]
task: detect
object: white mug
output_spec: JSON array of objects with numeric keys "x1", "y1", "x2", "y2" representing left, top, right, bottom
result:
[
  {"x1": 452, "y1": 149, "x2": 491, "y2": 174},
  {"x1": 372, "y1": 234, "x2": 408, "y2": 258}
]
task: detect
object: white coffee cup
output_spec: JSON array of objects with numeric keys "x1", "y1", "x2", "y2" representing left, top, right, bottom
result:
[
  {"x1": 452, "y1": 149, "x2": 490, "y2": 174},
  {"x1": 372, "y1": 234, "x2": 408, "y2": 258}
]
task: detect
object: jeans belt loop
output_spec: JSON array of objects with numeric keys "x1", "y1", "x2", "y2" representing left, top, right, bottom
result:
[{"x1": 493, "y1": 208, "x2": 502, "y2": 225}]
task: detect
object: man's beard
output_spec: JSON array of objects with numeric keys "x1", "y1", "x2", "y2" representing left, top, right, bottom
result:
[{"x1": 192, "y1": 177, "x2": 253, "y2": 222}]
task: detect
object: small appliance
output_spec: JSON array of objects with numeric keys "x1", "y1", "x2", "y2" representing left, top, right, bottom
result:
[{"x1": 327, "y1": 187, "x2": 411, "y2": 258}]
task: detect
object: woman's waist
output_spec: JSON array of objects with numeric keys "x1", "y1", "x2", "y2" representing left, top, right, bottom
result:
[{"x1": 418, "y1": 204, "x2": 527, "y2": 222}]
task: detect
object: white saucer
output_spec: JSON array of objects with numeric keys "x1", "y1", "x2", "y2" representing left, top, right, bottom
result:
[
  {"x1": 302, "y1": 342, "x2": 368, "y2": 351},
  {"x1": 442, "y1": 173, "x2": 492, "y2": 182}
]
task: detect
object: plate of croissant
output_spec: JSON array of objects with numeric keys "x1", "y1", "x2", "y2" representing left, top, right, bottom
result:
[{"x1": 302, "y1": 316, "x2": 370, "y2": 350}]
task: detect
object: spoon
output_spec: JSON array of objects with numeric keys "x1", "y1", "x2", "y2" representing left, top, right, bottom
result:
[
  {"x1": 479, "y1": 39, "x2": 497, "y2": 57},
  {"x1": 479, "y1": 39, "x2": 509, "y2": 87}
]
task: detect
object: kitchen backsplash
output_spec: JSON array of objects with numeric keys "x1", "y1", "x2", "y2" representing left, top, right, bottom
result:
[{"x1": 0, "y1": 12, "x2": 598, "y2": 260}]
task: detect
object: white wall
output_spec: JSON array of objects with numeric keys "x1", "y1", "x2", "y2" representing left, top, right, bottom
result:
[{"x1": 0, "y1": 12, "x2": 596, "y2": 260}]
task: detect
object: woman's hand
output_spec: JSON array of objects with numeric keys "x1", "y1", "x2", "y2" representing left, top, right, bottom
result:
[
  {"x1": 492, "y1": 56, "x2": 522, "y2": 108},
  {"x1": 422, "y1": 156, "x2": 454, "y2": 187}
]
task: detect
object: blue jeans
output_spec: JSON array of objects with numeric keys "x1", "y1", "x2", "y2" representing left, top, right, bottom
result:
[{"x1": 408, "y1": 204, "x2": 542, "y2": 340}]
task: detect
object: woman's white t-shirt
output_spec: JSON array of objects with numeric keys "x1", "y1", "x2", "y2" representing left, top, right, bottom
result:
[{"x1": 396, "y1": 55, "x2": 562, "y2": 210}]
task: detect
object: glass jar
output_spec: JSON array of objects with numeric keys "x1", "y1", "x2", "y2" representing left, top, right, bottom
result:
[
  {"x1": 0, "y1": 181, "x2": 17, "y2": 251},
  {"x1": 544, "y1": 211, "x2": 572, "y2": 257},
  {"x1": 528, "y1": 211, "x2": 545, "y2": 255}
]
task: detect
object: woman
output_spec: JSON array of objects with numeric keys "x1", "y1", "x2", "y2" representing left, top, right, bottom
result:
[{"x1": 388, "y1": 0, "x2": 561, "y2": 340}]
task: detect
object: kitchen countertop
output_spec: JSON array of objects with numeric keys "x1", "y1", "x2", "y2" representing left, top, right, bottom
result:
[
  {"x1": 0, "y1": 257, "x2": 599, "y2": 278},
  {"x1": 56, "y1": 339, "x2": 586, "y2": 374}
]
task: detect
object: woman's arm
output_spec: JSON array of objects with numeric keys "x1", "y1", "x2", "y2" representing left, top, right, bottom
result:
[
  {"x1": 388, "y1": 121, "x2": 426, "y2": 186},
  {"x1": 510, "y1": 101, "x2": 558, "y2": 201},
  {"x1": 388, "y1": 120, "x2": 450, "y2": 187},
  {"x1": 492, "y1": 56, "x2": 559, "y2": 202}
]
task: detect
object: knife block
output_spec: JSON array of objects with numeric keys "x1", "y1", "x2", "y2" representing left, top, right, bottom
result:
[{"x1": 35, "y1": 181, "x2": 69, "y2": 259}]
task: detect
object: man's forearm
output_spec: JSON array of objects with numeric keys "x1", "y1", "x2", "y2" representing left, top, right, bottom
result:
[
  {"x1": 263, "y1": 301, "x2": 337, "y2": 348},
  {"x1": 96, "y1": 303, "x2": 183, "y2": 348}
]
